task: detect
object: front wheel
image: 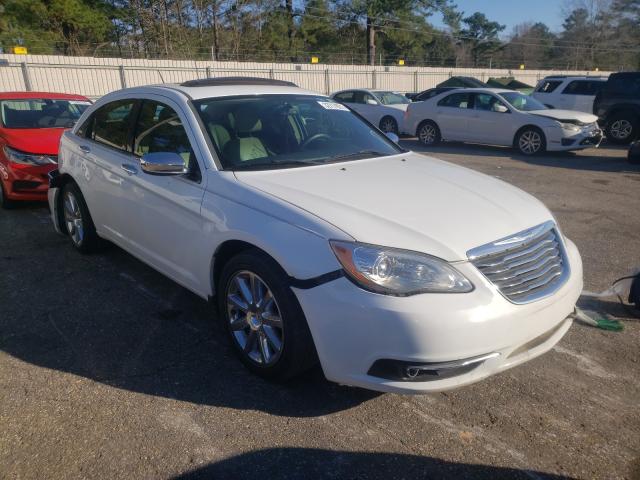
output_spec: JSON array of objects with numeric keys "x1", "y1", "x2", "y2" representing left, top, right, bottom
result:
[
  {"x1": 218, "y1": 249, "x2": 317, "y2": 381},
  {"x1": 0, "y1": 180, "x2": 15, "y2": 209},
  {"x1": 61, "y1": 182, "x2": 101, "y2": 253},
  {"x1": 515, "y1": 127, "x2": 546, "y2": 155}
]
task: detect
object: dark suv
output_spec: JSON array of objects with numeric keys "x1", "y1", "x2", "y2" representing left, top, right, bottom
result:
[{"x1": 593, "y1": 72, "x2": 640, "y2": 144}]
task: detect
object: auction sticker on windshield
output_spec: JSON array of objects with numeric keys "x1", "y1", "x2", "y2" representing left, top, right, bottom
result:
[{"x1": 317, "y1": 101, "x2": 349, "y2": 111}]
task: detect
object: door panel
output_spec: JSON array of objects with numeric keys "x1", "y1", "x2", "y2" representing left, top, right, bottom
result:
[
  {"x1": 435, "y1": 92, "x2": 474, "y2": 141},
  {"x1": 469, "y1": 93, "x2": 513, "y2": 145}
]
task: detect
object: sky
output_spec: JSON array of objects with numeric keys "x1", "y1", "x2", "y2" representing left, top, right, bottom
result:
[{"x1": 431, "y1": 0, "x2": 566, "y2": 34}]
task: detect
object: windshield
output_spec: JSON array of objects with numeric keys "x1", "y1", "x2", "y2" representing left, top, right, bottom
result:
[
  {"x1": 0, "y1": 99, "x2": 90, "y2": 129},
  {"x1": 195, "y1": 95, "x2": 402, "y2": 171},
  {"x1": 499, "y1": 92, "x2": 547, "y2": 112},
  {"x1": 374, "y1": 91, "x2": 410, "y2": 105}
]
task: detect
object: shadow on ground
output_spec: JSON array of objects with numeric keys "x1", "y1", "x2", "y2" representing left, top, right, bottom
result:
[
  {"x1": 400, "y1": 139, "x2": 640, "y2": 174},
  {"x1": 171, "y1": 448, "x2": 575, "y2": 480},
  {"x1": 0, "y1": 205, "x2": 377, "y2": 417}
]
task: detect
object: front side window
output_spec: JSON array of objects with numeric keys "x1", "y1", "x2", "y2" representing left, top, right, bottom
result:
[
  {"x1": 133, "y1": 100, "x2": 200, "y2": 179},
  {"x1": 438, "y1": 93, "x2": 472, "y2": 109},
  {"x1": 474, "y1": 93, "x2": 508, "y2": 112},
  {"x1": 195, "y1": 94, "x2": 401, "y2": 171},
  {"x1": 536, "y1": 80, "x2": 562, "y2": 93},
  {"x1": 91, "y1": 100, "x2": 135, "y2": 151},
  {"x1": 0, "y1": 98, "x2": 90, "y2": 129},
  {"x1": 374, "y1": 91, "x2": 410, "y2": 105},
  {"x1": 500, "y1": 92, "x2": 547, "y2": 112},
  {"x1": 353, "y1": 91, "x2": 375, "y2": 104}
]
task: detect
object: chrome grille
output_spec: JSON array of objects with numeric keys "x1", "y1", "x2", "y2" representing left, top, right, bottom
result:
[{"x1": 467, "y1": 221, "x2": 569, "y2": 304}]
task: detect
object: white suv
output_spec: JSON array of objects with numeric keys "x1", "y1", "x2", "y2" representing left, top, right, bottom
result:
[
  {"x1": 532, "y1": 76, "x2": 608, "y2": 113},
  {"x1": 48, "y1": 78, "x2": 582, "y2": 394}
]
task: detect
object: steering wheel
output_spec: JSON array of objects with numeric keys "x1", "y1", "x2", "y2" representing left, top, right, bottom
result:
[{"x1": 301, "y1": 133, "x2": 331, "y2": 149}]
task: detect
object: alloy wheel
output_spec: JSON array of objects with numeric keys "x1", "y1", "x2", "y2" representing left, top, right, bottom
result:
[
  {"x1": 419, "y1": 124, "x2": 437, "y2": 144},
  {"x1": 380, "y1": 118, "x2": 396, "y2": 133},
  {"x1": 519, "y1": 130, "x2": 542, "y2": 154},
  {"x1": 226, "y1": 271, "x2": 284, "y2": 366},
  {"x1": 610, "y1": 119, "x2": 632, "y2": 140},
  {"x1": 63, "y1": 190, "x2": 84, "y2": 245}
]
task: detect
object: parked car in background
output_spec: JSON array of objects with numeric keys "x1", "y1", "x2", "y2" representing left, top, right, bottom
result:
[
  {"x1": 405, "y1": 88, "x2": 602, "y2": 155},
  {"x1": 407, "y1": 87, "x2": 458, "y2": 102},
  {"x1": 532, "y1": 76, "x2": 608, "y2": 113},
  {"x1": 0, "y1": 92, "x2": 92, "y2": 208},
  {"x1": 48, "y1": 78, "x2": 582, "y2": 394},
  {"x1": 629, "y1": 140, "x2": 640, "y2": 164},
  {"x1": 331, "y1": 89, "x2": 409, "y2": 134},
  {"x1": 593, "y1": 72, "x2": 640, "y2": 144}
]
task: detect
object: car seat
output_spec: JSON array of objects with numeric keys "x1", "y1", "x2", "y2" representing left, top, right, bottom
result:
[{"x1": 223, "y1": 106, "x2": 268, "y2": 162}]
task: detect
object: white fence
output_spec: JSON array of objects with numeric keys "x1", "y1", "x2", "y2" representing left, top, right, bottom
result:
[{"x1": 0, "y1": 54, "x2": 611, "y2": 98}]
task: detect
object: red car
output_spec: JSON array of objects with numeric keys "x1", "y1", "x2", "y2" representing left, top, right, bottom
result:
[{"x1": 0, "y1": 92, "x2": 92, "y2": 208}]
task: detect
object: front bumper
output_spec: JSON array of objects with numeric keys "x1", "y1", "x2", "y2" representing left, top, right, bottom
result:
[
  {"x1": 0, "y1": 162, "x2": 55, "y2": 201},
  {"x1": 294, "y1": 238, "x2": 582, "y2": 394},
  {"x1": 545, "y1": 125, "x2": 603, "y2": 151}
]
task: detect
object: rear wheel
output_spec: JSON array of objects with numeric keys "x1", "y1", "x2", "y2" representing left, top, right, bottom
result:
[
  {"x1": 417, "y1": 120, "x2": 441, "y2": 146},
  {"x1": 379, "y1": 116, "x2": 398, "y2": 134},
  {"x1": 606, "y1": 113, "x2": 638, "y2": 145},
  {"x1": 515, "y1": 127, "x2": 546, "y2": 155},
  {"x1": 61, "y1": 182, "x2": 101, "y2": 253},
  {"x1": 0, "y1": 180, "x2": 15, "y2": 209},
  {"x1": 218, "y1": 249, "x2": 317, "y2": 381}
]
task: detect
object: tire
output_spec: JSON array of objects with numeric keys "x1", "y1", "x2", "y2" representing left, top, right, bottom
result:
[
  {"x1": 217, "y1": 249, "x2": 318, "y2": 381},
  {"x1": 0, "y1": 180, "x2": 15, "y2": 210},
  {"x1": 379, "y1": 116, "x2": 398, "y2": 134},
  {"x1": 417, "y1": 120, "x2": 441, "y2": 146},
  {"x1": 515, "y1": 127, "x2": 546, "y2": 156},
  {"x1": 605, "y1": 112, "x2": 638, "y2": 145},
  {"x1": 61, "y1": 182, "x2": 101, "y2": 253}
]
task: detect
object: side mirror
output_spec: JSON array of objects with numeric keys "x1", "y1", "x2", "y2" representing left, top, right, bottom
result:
[
  {"x1": 385, "y1": 132, "x2": 400, "y2": 143},
  {"x1": 366, "y1": 99, "x2": 379, "y2": 106},
  {"x1": 140, "y1": 152, "x2": 187, "y2": 175},
  {"x1": 493, "y1": 104, "x2": 509, "y2": 113}
]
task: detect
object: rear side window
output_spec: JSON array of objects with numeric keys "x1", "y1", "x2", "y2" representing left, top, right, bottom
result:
[
  {"x1": 606, "y1": 75, "x2": 640, "y2": 95},
  {"x1": 536, "y1": 80, "x2": 562, "y2": 93},
  {"x1": 562, "y1": 80, "x2": 605, "y2": 95},
  {"x1": 90, "y1": 100, "x2": 135, "y2": 151},
  {"x1": 438, "y1": 92, "x2": 472, "y2": 109}
]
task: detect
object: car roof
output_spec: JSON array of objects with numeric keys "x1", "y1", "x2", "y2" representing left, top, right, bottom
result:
[
  {"x1": 542, "y1": 75, "x2": 608, "y2": 80},
  {"x1": 154, "y1": 78, "x2": 319, "y2": 100},
  {"x1": 436, "y1": 88, "x2": 514, "y2": 94},
  {"x1": 0, "y1": 91, "x2": 90, "y2": 100}
]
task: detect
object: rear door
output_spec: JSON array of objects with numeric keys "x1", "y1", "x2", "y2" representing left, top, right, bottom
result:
[
  {"x1": 435, "y1": 92, "x2": 475, "y2": 141},
  {"x1": 71, "y1": 98, "x2": 138, "y2": 240},
  {"x1": 560, "y1": 80, "x2": 603, "y2": 113}
]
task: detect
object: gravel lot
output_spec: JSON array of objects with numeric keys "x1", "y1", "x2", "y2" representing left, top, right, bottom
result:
[{"x1": 1, "y1": 142, "x2": 639, "y2": 480}]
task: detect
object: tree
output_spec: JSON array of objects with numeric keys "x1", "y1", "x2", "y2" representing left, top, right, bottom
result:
[{"x1": 459, "y1": 12, "x2": 505, "y2": 67}]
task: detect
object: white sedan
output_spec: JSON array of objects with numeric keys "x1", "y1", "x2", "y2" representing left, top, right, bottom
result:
[
  {"x1": 331, "y1": 89, "x2": 409, "y2": 134},
  {"x1": 405, "y1": 88, "x2": 603, "y2": 155},
  {"x1": 48, "y1": 78, "x2": 582, "y2": 394}
]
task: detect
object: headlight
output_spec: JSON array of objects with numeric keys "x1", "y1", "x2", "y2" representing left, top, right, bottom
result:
[
  {"x1": 330, "y1": 240, "x2": 473, "y2": 296},
  {"x1": 2, "y1": 146, "x2": 57, "y2": 166},
  {"x1": 555, "y1": 121, "x2": 581, "y2": 132}
]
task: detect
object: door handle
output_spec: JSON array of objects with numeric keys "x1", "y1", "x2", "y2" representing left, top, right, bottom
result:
[
  {"x1": 79, "y1": 145, "x2": 91, "y2": 154},
  {"x1": 120, "y1": 163, "x2": 138, "y2": 175}
]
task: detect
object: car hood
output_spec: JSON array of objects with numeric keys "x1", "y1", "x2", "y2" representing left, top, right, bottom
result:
[
  {"x1": 234, "y1": 153, "x2": 553, "y2": 261},
  {"x1": 528, "y1": 109, "x2": 598, "y2": 124},
  {"x1": 1, "y1": 128, "x2": 66, "y2": 155}
]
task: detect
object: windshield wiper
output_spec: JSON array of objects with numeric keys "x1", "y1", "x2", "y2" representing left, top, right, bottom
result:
[
  {"x1": 230, "y1": 160, "x2": 323, "y2": 171},
  {"x1": 325, "y1": 150, "x2": 390, "y2": 163}
]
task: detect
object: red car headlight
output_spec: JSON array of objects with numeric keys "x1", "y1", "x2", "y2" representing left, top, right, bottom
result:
[{"x1": 2, "y1": 145, "x2": 57, "y2": 166}]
